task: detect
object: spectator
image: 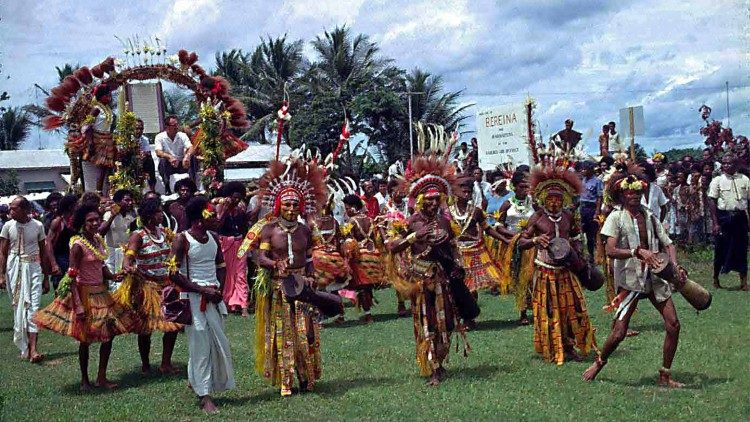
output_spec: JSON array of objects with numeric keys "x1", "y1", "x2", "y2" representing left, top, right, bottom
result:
[{"x1": 155, "y1": 115, "x2": 196, "y2": 195}]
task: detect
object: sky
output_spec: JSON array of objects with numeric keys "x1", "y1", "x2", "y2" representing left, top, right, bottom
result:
[{"x1": 1, "y1": 0, "x2": 748, "y2": 155}]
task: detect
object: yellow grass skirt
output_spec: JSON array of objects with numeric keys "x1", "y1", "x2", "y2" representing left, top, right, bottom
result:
[
  {"x1": 112, "y1": 274, "x2": 182, "y2": 334},
  {"x1": 458, "y1": 240, "x2": 503, "y2": 292},
  {"x1": 34, "y1": 283, "x2": 139, "y2": 343},
  {"x1": 532, "y1": 265, "x2": 595, "y2": 365}
]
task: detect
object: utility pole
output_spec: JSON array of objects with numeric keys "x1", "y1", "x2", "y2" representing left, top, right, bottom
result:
[
  {"x1": 401, "y1": 91, "x2": 424, "y2": 159},
  {"x1": 726, "y1": 81, "x2": 730, "y2": 127}
]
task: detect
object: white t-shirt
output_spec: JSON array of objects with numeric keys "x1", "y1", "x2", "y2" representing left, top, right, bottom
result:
[
  {"x1": 640, "y1": 184, "x2": 669, "y2": 221},
  {"x1": 102, "y1": 211, "x2": 136, "y2": 248},
  {"x1": 0, "y1": 219, "x2": 45, "y2": 257},
  {"x1": 154, "y1": 131, "x2": 192, "y2": 160}
]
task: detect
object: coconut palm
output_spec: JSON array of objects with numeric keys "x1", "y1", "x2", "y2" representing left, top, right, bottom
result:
[
  {"x1": 405, "y1": 68, "x2": 473, "y2": 132},
  {"x1": 0, "y1": 107, "x2": 32, "y2": 150},
  {"x1": 55, "y1": 63, "x2": 79, "y2": 83}
]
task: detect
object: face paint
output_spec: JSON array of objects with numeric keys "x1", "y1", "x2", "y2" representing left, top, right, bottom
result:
[{"x1": 544, "y1": 194, "x2": 563, "y2": 213}]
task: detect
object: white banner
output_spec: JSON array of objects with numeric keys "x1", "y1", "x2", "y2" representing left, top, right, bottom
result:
[
  {"x1": 127, "y1": 82, "x2": 164, "y2": 134},
  {"x1": 475, "y1": 104, "x2": 531, "y2": 170}
]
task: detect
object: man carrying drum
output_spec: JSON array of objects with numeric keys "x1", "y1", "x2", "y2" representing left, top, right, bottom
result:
[{"x1": 583, "y1": 170, "x2": 684, "y2": 388}]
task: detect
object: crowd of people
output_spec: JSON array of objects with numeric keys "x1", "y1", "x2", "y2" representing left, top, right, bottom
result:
[{"x1": 1, "y1": 129, "x2": 748, "y2": 413}]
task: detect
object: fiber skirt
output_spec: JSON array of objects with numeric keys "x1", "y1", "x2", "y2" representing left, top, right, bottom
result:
[
  {"x1": 34, "y1": 283, "x2": 139, "y2": 343},
  {"x1": 112, "y1": 274, "x2": 182, "y2": 334}
]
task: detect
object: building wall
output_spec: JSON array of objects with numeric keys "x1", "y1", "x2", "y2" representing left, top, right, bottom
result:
[{"x1": 15, "y1": 168, "x2": 68, "y2": 193}]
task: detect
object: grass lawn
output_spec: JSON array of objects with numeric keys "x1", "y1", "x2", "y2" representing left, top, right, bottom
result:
[{"x1": 1, "y1": 248, "x2": 748, "y2": 421}]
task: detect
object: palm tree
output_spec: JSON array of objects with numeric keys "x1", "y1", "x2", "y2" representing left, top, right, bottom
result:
[
  {"x1": 55, "y1": 63, "x2": 79, "y2": 83},
  {"x1": 214, "y1": 36, "x2": 305, "y2": 143},
  {"x1": 0, "y1": 107, "x2": 32, "y2": 150},
  {"x1": 162, "y1": 87, "x2": 198, "y2": 124},
  {"x1": 405, "y1": 68, "x2": 473, "y2": 132}
]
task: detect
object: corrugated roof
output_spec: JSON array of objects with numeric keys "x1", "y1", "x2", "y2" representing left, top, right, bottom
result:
[
  {"x1": 227, "y1": 142, "x2": 290, "y2": 163},
  {"x1": 0, "y1": 149, "x2": 70, "y2": 169}
]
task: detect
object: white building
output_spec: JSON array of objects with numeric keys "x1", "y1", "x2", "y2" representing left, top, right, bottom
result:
[{"x1": 0, "y1": 150, "x2": 70, "y2": 193}]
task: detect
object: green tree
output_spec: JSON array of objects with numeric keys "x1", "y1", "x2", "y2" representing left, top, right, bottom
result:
[
  {"x1": 162, "y1": 87, "x2": 198, "y2": 125},
  {"x1": 0, "y1": 170, "x2": 20, "y2": 196},
  {"x1": 0, "y1": 107, "x2": 31, "y2": 150},
  {"x1": 661, "y1": 147, "x2": 702, "y2": 163}
]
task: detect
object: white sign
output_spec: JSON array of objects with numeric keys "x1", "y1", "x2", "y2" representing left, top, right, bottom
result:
[
  {"x1": 127, "y1": 82, "x2": 164, "y2": 134},
  {"x1": 475, "y1": 104, "x2": 531, "y2": 170},
  {"x1": 619, "y1": 106, "x2": 645, "y2": 137}
]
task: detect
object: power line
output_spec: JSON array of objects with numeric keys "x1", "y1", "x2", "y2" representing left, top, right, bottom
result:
[{"x1": 466, "y1": 84, "x2": 750, "y2": 97}]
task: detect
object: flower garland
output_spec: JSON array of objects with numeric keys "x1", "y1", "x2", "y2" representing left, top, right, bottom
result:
[
  {"x1": 196, "y1": 102, "x2": 228, "y2": 198},
  {"x1": 70, "y1": 234, "x2": 109, "y2": 261},
  {"x1": 618, "y1": 178, "x2": 645, "y2": 191},
  {"x1": 108, "y1": 108, "x2": 143, "y2": 199}
]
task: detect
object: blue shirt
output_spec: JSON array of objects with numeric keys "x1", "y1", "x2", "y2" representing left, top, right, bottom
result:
[
  {"x1": 581, "y1": 176, "x2": 603, "y2": 204},
  {"x1": 486, "y1": 192, "x2": 513, "y2": 225}
]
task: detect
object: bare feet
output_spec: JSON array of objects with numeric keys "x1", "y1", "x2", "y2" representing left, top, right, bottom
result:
[
  {"x1": 397, "y1": 303, "x2": 409, "y2": 317},
  {"x1": 281, "y1": 387, "x2": 293, "y2": 397},
  {"x1": 200, "y1": 396, "x2": 219, "y2": 414},
  {"x1": 159, "y1": 365, "x2": 181, "y2": 375},
  {"x1": 625, "y1": 330, "x2": 640, "y2": 337},
  {"x1": 658, "y1": 369, "x2": 685, "y2": 388},
  {"x1": 713, "y1": 279, "x2": 722, "y2": 289},
  {"x1": 241, "y1": 309, "x2": 250, "y2": 318},
  {"x1": 360, "y1": 314, "x2": 374, "y2": 324},
  {"x1": 435, "y1": 366, "x2": 447, "y2": 382},
  {"x1": 426, "y1": 372, "x2": 441, "y2": 386},
  {"x1": 95, "y1": 379, "x2": 119, "y2": 390},
  {"x1": 519, "y1": 315, "x2": 530, "y2": 326},
  {"x1": 334, "y1": 315, "x2": 345, "y2": 325},
  {"x1": 80, "y1": 382, "x2": 93, "y2": 392},
  {"x1": 141, "y1": 364, "x2": 152, "y2": 374},
  {"x1": 29, "y1": 353, "x2": 44, "y2": 364},
  {"x1": 582, "y1": 357, "x2": 606, "y2": 381}
]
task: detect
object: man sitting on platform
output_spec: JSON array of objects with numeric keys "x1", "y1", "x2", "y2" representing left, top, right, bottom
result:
[{"x1": 155, "y1": 115, "x2": 195, "y2": 195}]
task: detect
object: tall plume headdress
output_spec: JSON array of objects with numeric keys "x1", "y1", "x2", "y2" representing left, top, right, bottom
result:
[
  {"x1": 400, "y1": 122, "x2": 460, "y2": 204},
  {"x1": 257, "y1": 154, "x2": 327, "y2": 218},
  {"x1": 530, "y1": 165, "x2": 583, "y2": 208}
]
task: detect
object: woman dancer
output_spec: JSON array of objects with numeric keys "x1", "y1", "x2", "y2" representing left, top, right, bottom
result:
[{"x1": 34, "y1": 204, "x2": 138, "y2": 390}]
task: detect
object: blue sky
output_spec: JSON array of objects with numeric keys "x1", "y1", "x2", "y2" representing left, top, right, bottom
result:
[{"x1": 2, "y1": 0, "x2": 748, "y2": 154}]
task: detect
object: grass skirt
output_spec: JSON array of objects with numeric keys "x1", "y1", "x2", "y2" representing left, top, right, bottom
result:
[
  {"x1": 312, "y1": 246, "x2": 349, "y2": 288},
  {"x1": 348, "y1": 249, "x2": 386, "y2": 289},
  {"x1": 255, "y1": 270, "x2": 322, "y2": 394},
  {"x1": 532, "y1": 265, "x2": 595, "y2": 365},
  {"x1": 458, "y1": 240, "x2": 503, "y2": 292},
  {"x1": 34, "y1": 283, "x2": 139, "y2": 343},
  {"x1": 112, "y1": 274, "x2": 182, "y2": 334}
]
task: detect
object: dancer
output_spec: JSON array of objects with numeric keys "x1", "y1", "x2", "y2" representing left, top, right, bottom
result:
[
  {"x1": 169, "y1": 196, "x2": 235, "y2": 413},
  {"x1": 169, "y1": 178, "x2": 197, "y2": 233},
  {"x1": 583, "y1": 171, "x2": 684, "y2": 387},
  {"x1": 118, "y1": 196, "x2": 182, "y2": 374},
  {"x1": 34, "y1": 204, "x2": 138, "y2": 390},
  {"x1": 0, "y1": 196, "x2": 50, "y2": 363},
  {"x1": 341, "y1": 194, "x2": 385, "y2": 324},
  {"x1": 216, "y1": 181, "x2": 250, "y2": 316},
  {"x1": 253, "y1": 158, "x2": 327, "y2": 396},
  {"x1": 311, "y1": 192, "x2": 350, "y2": 295},
  {"x1": 450, "y1": 175, "x2": 509, "y2": 329},
  {"x1": 388, "y1": 153, "x2": 469, "y2": 386},
  {"x1": 377, "y1": 181, "x2": 412, "y2": 317},
  {"x1": 495, "y1": 171, "x2": 536, "y2": 324},
  {"x1": 82, "y1": 84, "x2": 116, "y2": 193},
  {"x1": 519, "y1": 166, "x2": 595, "y2": 365}
]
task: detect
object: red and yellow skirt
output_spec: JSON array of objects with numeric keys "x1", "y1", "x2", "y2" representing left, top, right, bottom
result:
[
  {"x1": 85, "y1": 131, "x2": 116, "y2": 169},
  {"x1": 458, "y1": 240, "x2": 503, "y2": 292},
  {"x1": 112, "y1": 274, "x2": 182, "y2": 334},
  {"x1": 312, "y1": 246, "x2": 349, "y2": 289},
  {"x1": 348, "y1": 248, "x2": 385, "y2": 289},
  {"x1": 34, "y1": 283, "x2": 139, "y2": 343},
  {"x1": 531, "y1": 263, "x2": 595, "y2": 365}
]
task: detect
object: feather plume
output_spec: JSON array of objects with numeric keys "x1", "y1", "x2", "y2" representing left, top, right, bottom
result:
[
  {"x1": 45, "y1": 95, "x2": 67, "y2": 112},
  {"x1": 43, "y1": 115, "x2": 64, "y2": 130},
  {"x1": 177, "y1": 49, "x2": 189, "y2": 65},
  {"x1": 60, "y1": 76, "x2": 81, "y2": 95},
  {"x1": 91, "y1": 64, "x2": 104, "y2": 79},
  {"x1": 73, "y1": 66, "x2": 93, "y2": 85}
]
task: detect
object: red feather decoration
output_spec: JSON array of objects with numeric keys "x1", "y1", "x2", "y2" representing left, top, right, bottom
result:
[
  {"x1": 45, "y1": 95, "x2": 67, "y2": 112},
  {"x1": 60, "y1": 76, "x2": 81, "y2": 96},
  {"x1": 91, "y1": 64, "x2": 104, "y2": 78},
  {"x1": 74, "y1": 66, "x2": 93, "y2": 85},
  {"x1": 100, "y1": 57, "x2": 115, "y2": 73},
  {"x1": 43, "y1": 115, "x2": 64, "y2": 130},
  {"x1": 188, "y1": 52, "x2": 198, "y2": 66},
  {"x1": 178, "y1": 49, "x2": 190, "y2": 65}
]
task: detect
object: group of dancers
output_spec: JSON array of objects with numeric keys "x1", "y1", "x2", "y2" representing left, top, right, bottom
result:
[{"x1": 1, "y1": 135, "x2": 701, "y2": 413}]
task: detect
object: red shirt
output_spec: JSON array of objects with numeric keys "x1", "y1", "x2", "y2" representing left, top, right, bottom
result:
[{"x1": 361, "y1": 195, "x2": 380, "y2": 218}]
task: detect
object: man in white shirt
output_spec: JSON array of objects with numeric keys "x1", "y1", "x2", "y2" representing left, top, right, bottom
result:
[
  {"x1": 707, "y1": 154, "x2": 750, "y2": 290},
  {"x1": 472, "y1": 167, "x2": 491, "y2": 209},
  {"x1": 639, "y1": 161, "x2": 669, "y2": 222},
  {"x1": 155, "y1": 115, "x2": 195, "y2": 195},
  {"x1": 0, "y1": 196, "x2": 50, "y2": 363},
  {"x1": 99, "y1": 189, "x2": 136, "y2": 278},
  {"x1": 136, "y1": 119, "x2": 156, "y2": 192}
]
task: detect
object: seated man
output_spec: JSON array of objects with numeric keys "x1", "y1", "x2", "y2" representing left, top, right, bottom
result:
[
  {"x1": 155, "y1": 115, "x2": 195, "y2": 195},
  {"x1": 136, "y1": 119, "x2": 156, "y2": 192}
]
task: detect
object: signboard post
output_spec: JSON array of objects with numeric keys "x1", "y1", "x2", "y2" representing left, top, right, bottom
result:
[
  {"x1": 475, "y1": 103, "x2": 532, "y2": 170},
  {"x1": 126, "y1": 82, "x2": 165, "y2": 134},
  {"x1": 619, "y1": 106, "x2": 645, "y2": 161}
]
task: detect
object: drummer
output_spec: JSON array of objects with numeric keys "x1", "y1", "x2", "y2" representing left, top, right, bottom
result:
[{"x1": 582, "y1": 171, "x2": 684, "y2": 388}]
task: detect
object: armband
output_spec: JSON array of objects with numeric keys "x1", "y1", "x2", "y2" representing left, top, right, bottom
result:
[
  {"x1": 406, "y1": 233, "x2": 417, "y2": 244},
  {"x1": 259, "y1": 242, "x2": 271, "y2": 251},
  {"x1": 125, "y1": 249, "x2": 136, "y2": 257}
]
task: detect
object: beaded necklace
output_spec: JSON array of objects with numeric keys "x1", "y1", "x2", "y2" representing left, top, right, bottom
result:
[{"x1": 277, "y1": 218, "x2": 299, "y2": 264}]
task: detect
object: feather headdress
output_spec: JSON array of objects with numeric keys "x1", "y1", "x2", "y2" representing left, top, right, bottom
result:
[
  {"x1": 257, "y1": 157, "x2": 327, "y2": 218},
  {"x1": 530, "y1": 164, "x2": 583, "y2": 208},
  {"x1": 400, "y1": 122, "x2": 460, "y2": 201}
]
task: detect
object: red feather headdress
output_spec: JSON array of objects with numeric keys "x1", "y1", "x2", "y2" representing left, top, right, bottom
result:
[{"x1": 257, "y1": 158, "x2": 327, "y2": 218}]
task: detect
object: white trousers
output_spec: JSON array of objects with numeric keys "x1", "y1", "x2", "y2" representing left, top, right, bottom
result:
[
  {"x1": 6, "y1": 256, "x2": 43, "y2": 356},
  {"x1": 185, "y1": 292, "x2": 235, "y2": 396}
]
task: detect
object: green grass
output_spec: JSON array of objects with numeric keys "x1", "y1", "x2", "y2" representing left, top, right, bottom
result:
[{"x1": 1, "y1": 249, "x2": 749, "y2": 421}]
